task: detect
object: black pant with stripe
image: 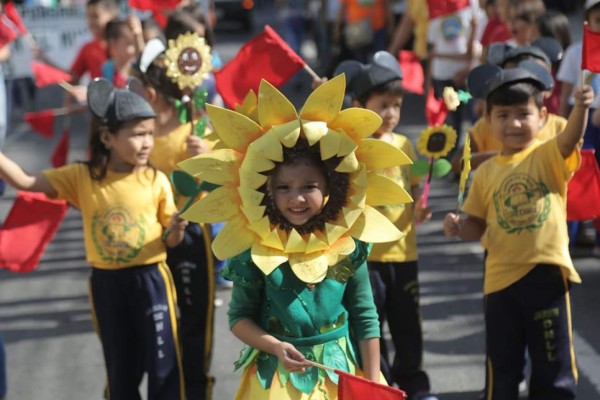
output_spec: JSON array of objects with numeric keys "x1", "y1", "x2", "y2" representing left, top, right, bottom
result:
[
  {"x1": 90, "y1": 263, "x2": 184, "y2": 400},
  {"x1": 167, "y1": 222, "x2": 215, "y2": 400},
  {"x1": 368, "y1": 261, "x2": 431, "y2": 398},
  {"x1": 484, "y1": 264, "x2": 577, "y2": 400}
]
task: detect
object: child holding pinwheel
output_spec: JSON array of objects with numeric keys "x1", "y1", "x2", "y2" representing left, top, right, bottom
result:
[
  {"x1": 444, "y1": 61, "x2": 593, "y2": 399},
  {"x1": 335, "y1": 51, "x2": 437, "y2": 400},
  {"x1": 134, "y1": 34, "x2": 217, "y2": 400}
]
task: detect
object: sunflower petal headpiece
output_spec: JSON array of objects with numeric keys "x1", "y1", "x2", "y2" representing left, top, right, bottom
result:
[{"x1": 179, "y1": 75, "x2": 413, "y2": 283}]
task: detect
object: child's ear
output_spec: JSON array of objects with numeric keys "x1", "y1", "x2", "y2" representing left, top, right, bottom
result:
[
  {"x1": 145, "y1": 86, "x2": 158, "y2": 104},
  {"x1": 539, "y1": 106, "x2": 548, "y2": 126},
  {"x1": 99, "y1": 128, "x2": 111, "y2": 149}
]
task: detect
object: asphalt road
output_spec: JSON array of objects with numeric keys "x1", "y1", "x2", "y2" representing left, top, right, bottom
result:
[{"x1": 1, "y1": 4, "x2": 600, "y2": 400}]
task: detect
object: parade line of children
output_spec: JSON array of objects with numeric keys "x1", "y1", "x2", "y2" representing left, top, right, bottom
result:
[{"x1": 1, "y1": 0, "x2": 600, "y2": 400}]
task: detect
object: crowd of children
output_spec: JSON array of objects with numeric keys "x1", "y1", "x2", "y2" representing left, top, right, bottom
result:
[{"x1": 0, "y1": 0, "x2": 599, "y2": 400}]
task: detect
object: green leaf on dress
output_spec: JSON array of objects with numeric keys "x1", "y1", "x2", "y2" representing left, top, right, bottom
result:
[
  {"x1": 289, "y1": 348, "x2": 318, "y2": 394},
  {"x1": 257, "y1": 353, "x2": 278, "y2": 389},
  {"x1": 323, "y1": 340, "x2": 350, "y2": 384}
]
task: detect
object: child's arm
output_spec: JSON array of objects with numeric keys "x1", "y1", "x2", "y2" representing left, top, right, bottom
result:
[
  {"x1": 0, "y1": 152, "x2": 56, "y2": 195},
  {"x1": 412, "y1": 185, "x2": 432, "y2": 223},
  {"x1": 358, "y1": 337, "x2": 380, "y2": 382},
  {"x1": 557, "y1": 85, "x2": 594, "y2": 158},
  {"x1": 231, "y1": 319, "x2": 311, "y2": 372},
  {"x1": 443, "y1": 213, "x2": 486, "y2": 241},
  {"x1": 164, "y1": 213, "x2": 188, "y2": 248}
]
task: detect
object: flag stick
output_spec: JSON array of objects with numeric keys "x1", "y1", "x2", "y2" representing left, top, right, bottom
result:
[
  {"x1": 305, "y1": 360, "x2": 336, "y2": 372},
  {"x1": 58, "y1": 80, "x2": 75, "y2": 93},
  {"x1": 303, "y1": 64, "x2": 321, "y2": 82}
]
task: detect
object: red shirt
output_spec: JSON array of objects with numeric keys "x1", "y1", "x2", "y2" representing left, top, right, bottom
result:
[
  {"x1": 70, "y1": 39, "x2": 107, "y2": 80},
  {"x1": 481, "y1": 16, "x2": 512, "y2": 46}
]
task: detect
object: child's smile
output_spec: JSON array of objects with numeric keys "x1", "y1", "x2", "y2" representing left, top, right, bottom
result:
[{"x1": 270, "y1": 163, "x2": 328, "y2": 227}]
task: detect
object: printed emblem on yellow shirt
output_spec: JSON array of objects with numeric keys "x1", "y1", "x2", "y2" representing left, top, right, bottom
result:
[
  {"x1": 493, "y1": 174, "x2": 551, "y2": 234},
  {"x1": 91, "y1": 206, "x2": 146, "y2": 264}
]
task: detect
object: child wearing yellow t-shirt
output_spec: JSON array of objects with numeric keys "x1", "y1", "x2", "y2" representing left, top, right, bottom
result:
[
  {"x1": 0, "y1": 79, "x2": 187, "y2": 399},
  {"x1": 337, "y1": 51, "x2": 437, "y2": 400},
  {"x1": 444, "y1": 61, "x2": 593, "y2": 399}
]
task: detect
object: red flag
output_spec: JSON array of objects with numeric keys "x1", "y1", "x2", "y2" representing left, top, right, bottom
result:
[
  {"x1": 337, "y1": 370, "x2": 407, "y2": 400},
  {"x1": 214, "y1": 25, "x2": 306, "y2": 109},
  {"x1": 24, "y1": 109, "x2": 55, "y2": 138},
  {"x1": 425, "y1": 88, "x2": 448, "y2": 126},
  {"x1": 129, "y1": 0, "x2": 180, "y2": 11},
  {"x1": 51, "y1": 129, "x2": 69, "y2": 167},
  {"x1": 398, "y1": 50, "x2": 424, "y2": 95},
  {"x1": 567, "y1": 149, "x2": 600, "y2": 221},
  {"x1": 31, "y1": 61, "x2": 72, "y2": 87},
  {"x1": 0, "y1": 191, "x2": 68, "y2": 273},
  {"x1": 582, "y1": 23, "x2": 600, "y2": 73},
  {"x1": 426, "y1": 0, "x2": 470, "y2": 19},
  {"x1": 0, "y1": 18, "x2": 17, "y2": 47},
  {"x1": 4, "y1": 2, "x2": 27, "y2": 34}
]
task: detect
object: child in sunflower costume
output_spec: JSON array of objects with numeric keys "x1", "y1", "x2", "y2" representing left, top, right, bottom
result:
[{"x1": 177, "y1": 75, "x2": 414, "y2": 399}]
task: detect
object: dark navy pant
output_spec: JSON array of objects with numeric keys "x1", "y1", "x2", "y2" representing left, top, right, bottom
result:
[
  {"x1": 90, "y1": 263, "x2": 183, "y2": 400},
  {"x1": 167, "y1": 222, "x2": 215, "y2": 400},
  {"x1": 484, "y1": 264, "x2": 577, "y2": 400},
  {"x1": 368, "y1": 261, "x2": 430, "y2": 398}
]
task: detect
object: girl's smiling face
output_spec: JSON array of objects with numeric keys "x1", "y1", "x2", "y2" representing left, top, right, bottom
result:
[{"x1": 270, "y1": 162, "x2": 329, "y2": 227}]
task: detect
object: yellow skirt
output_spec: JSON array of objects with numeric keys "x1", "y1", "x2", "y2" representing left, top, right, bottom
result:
[{"x1": 233, "y1": 364, "x2": 386, "y2": 400}]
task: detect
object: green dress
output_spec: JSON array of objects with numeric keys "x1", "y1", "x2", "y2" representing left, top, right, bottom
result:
[{"x1": 223, "y1": 240, "x2": 380, "y2": 395}]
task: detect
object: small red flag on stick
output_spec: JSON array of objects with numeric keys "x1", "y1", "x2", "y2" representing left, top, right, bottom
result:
[
  {"x1": 337, "y1": 370, "x2": 407, "y2": 399},
  {"x1": 0, "y1": 191, "x2": 68, "y2": 273},
  {"x1": 51, "y1": 129, "x2": 70, "y2": 167},
  {"x1": 214, "y1": 25, "x2": 306, "y2": 109},
  {"x1": 0, "y1": 18, "x2": 17, "y2": 47},
  {"x1": 129, "y1": 0, "x2": 181, "y2": 11},
  {"x1": 567, "y1": 149, "x2": 600, "y2": 221},
  {"x1": 31, "y1": 61, "x2": 72, "y2": 87},
  {"x1": 425, "y1": 88, "x2": 448, "y2": 126},
  {"x1": 582, "y1": 23, "x2": 600, "y2": 73},
  {"x1": 4, "y1": 1, "x2": 27, "y2": 34},
  {"x1": 24, "y1": 109, "x2": 56, "y2": 138},
  {"x1": 398, "y1": 50, "x2": 424, "y2": 95}
]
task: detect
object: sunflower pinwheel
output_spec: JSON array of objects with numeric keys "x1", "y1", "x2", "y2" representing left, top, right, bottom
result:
[
  {"x1": 457, "y1": 134, "x2": 471, "y2": 211},
  {"x1": 411, "y1": 124, "x2": 457, "y2": 206},
  {"x1": 178, "y1": 75, "x2": 413, "y2": 283}
]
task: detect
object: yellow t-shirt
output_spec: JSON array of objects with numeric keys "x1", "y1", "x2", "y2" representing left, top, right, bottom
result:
[
  {"x1": 462, "y1": 138, "x2": 582, "y2": 294},
  {"x1": 407, "y1": 0, "x2": 429, "y2": 59},
  {"x1": 43, "y1": 163, "x2": 176, "y2": 269},
  {"x1": 469, "y1": 113, "x2": 567, "y2": 152},
  {"x1": 368, "y1": 134, "x2": 422, "y2": 262},
  {"x1": 150, "y1": 123, "x2": 191, "y2": 179}
]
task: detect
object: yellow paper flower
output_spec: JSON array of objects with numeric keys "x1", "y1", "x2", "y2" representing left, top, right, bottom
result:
[
  {"x1": 164, "y1": 32, "x2": 213, "y2": 91},
  {"x1": 416, "y1": 124, "x2": 457, "y2": 159},
  {"x1": 443, "y1": 86, "x2": 460, "y2": 111},
  {"x1": 178, "y1": 75, "x2": 413, "y2": 283},
  {"x1": 458, "y1": 134, "x2": 471, "y2": 199}
]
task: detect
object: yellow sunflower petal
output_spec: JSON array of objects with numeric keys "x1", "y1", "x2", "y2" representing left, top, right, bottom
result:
[
  {"x1": 299, "y1": 74, "x2": 345, "y2": 123},
  {"x1": 337, "y1": 134, "x2": 358, "y2": 157},
  {"x1": 356, "y1": 139, "x2": 412, "y2": 170},
  {"x1": 241, "y1": 205, "x2": 266, "y2": 223},
  {"x1": 330, "y1": 108, "x2": 382, "y2": 141},
  {"x1": 212, "y1": 215, "x2": 255, "y2": 260},
  {"x1": 366, "y1": 173, "x2": 413, "y2": 206},
  {"x1": 338, "y1": 206, "x2": 363, "y2": 228},
  {"x1": 270, "y1": 120, "x2": 301, "y2": 148},
  {"x1": 347, "y1": 205, "x2": 405, "y2": 243},
  {"x1": 234, "y1": 89, "x2": 258, "y2": 122},
  {"x1": 238, "y1": 167, "x2": 268, "y2": 190},
  {"x1": 242, "y1": 147, "x2": 276, "y2": 173},
  {"x1": 349, "y1": 192, "x2": 366, "y2": 208},
  {"x1": 251, "y1": 243, "x2": 288, "y2": 276},
  {"x1": 306, "y1": 232, "x2": 329, "y2": 253},
  {"x1": 181, "y1": 186, "x2": 238, "y2": 223},
  {"x1": 247, "y1": 130, "x2": 284, "y2": 162},
  {"x1": 324, "y1": 235, "x2": 356, "y2": 265},
  {"x1": 302, "y1": 121, "x2": 328, "y2": 146},
  {"x1": 319, "y1": 130, "x2": 342, "y2": 160},
  {"x1": 238, "y1": 186, "x2": 265, "y2": 207},
  {"x1": 335, "y1": 153, "x2": 359, "y2": 172},
  {"x1": 284, "y1": 229, "x2": 308, "y2": 253},
  {"x1": 207, "y1": 104, "x2": 263, "y2": 152},
  {"x1": 289, "y1": 253, "x2": 329, "y2": 284},
  {"x1": 258, "y1": 80, "x2": 298, "y2": 129},
  {"x1": 260, "y1": 228, "x2": 285, "y2": 250},
  {"x1": 248, "y1": 216, "x2": 272, "y2": 240},
  {"x1": 178, "y1": 149, "x2": 242, "y2": 184},
  {"x1": 324, "y1": 222, "x2": 349, "y2": 245}
]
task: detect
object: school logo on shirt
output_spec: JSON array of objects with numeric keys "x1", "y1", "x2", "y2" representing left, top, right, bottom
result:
[
  {"x1": 493, "y1": 174, "x2": 551, "y2": 234},
  {"x1": 440, "y1": 15, "x2": 463, "y2": 42},
  {"x1": 91, "y1": 206, "x2": 146, "y2": 264}
]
